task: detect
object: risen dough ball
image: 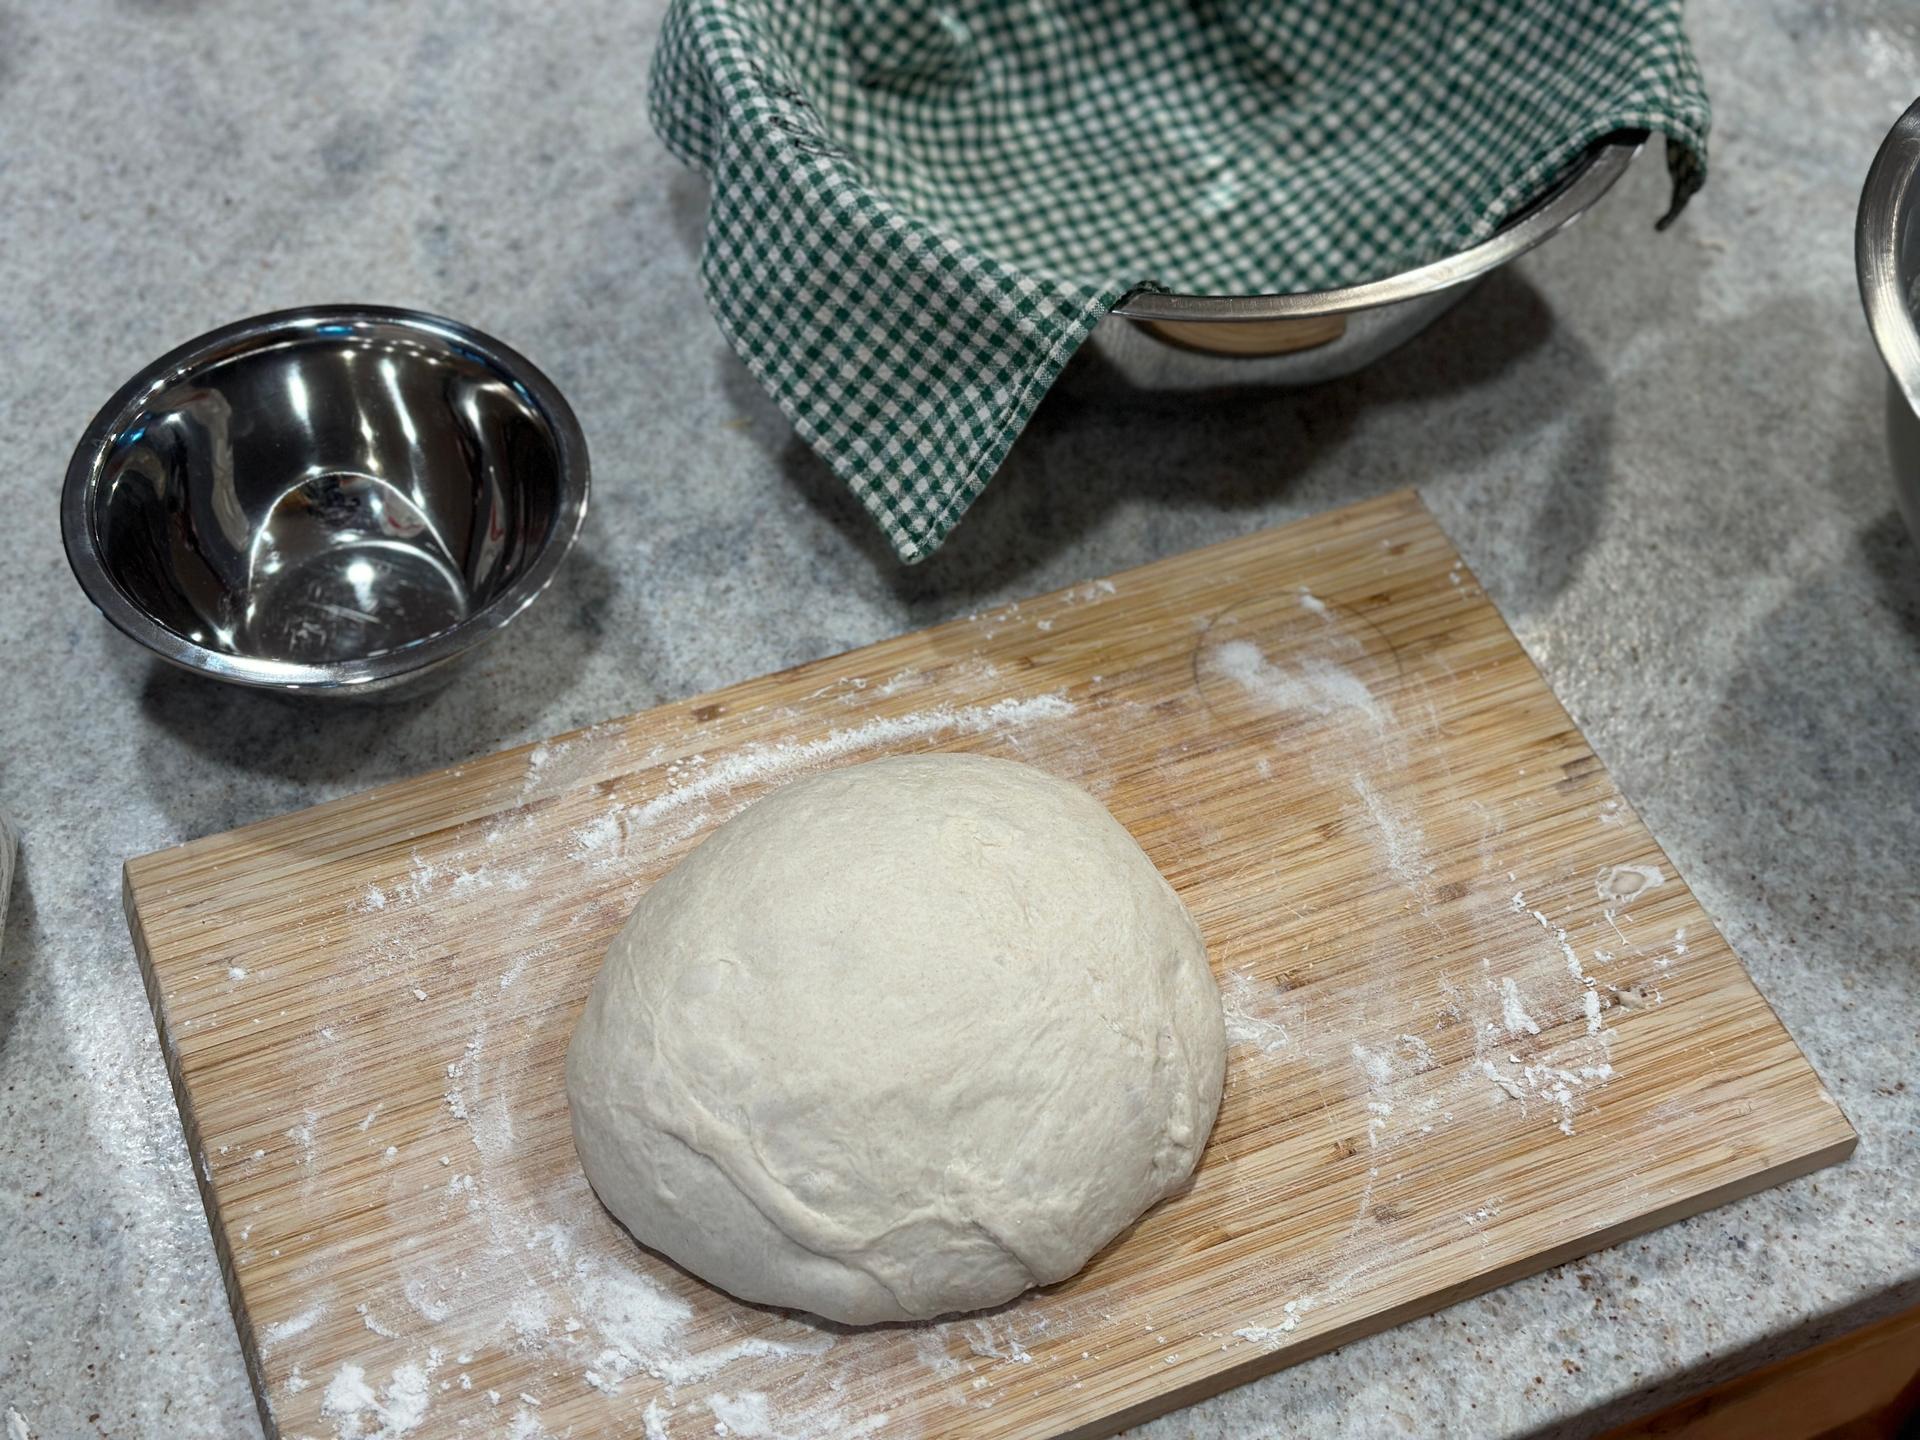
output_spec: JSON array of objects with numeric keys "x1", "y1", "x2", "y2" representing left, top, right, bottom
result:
[{"x1": 565, "y1": 753, "x2": 1225, "y2": 1325}]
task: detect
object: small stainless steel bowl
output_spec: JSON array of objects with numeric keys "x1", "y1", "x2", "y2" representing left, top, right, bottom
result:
[
  {"x1": 62, "y1": 306, "x2": 589, "y2": 697},
  {"x1": 1858, "y1": 95, "x2": 1920, "y2": 547},
  {"x1": 1109, "y1": 133, "x2": 1643, "y2": 375}
]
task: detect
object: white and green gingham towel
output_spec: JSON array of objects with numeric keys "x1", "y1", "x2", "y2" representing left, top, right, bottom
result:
[{"x1": 652, "y1": 0, "x2": 1709, "y2": 561}]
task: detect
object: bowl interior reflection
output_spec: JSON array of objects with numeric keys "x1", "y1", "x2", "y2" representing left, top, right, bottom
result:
[{"x1": 92, "y1": 322, "x2": 568, "y2": 664}]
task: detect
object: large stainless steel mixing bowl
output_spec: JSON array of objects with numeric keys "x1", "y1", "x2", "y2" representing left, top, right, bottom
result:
[
  {"x1": 1858, "y1": 95, "x2": 1920, "y2": 546},
  {"x1": 1111, "y1": 133, "x2": 1643, "y2": 376}
]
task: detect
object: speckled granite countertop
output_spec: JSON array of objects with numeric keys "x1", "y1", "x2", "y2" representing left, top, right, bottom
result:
[{"x1": 1, "y1": 2, "x2": 1915, "y2": 1436}]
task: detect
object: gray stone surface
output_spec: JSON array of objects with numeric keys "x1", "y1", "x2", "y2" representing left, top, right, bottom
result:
[{"x1": 0, "y1": 1, "x2": 1915, "y2": 1436}]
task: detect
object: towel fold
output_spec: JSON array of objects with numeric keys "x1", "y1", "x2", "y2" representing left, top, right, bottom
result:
[{"x1": 652, "y1": 0, "x2": 1709, "y2": 560}]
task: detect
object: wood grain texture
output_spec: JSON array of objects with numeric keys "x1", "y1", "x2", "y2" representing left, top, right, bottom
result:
[
  {"x1": 1599, "y1": 1305, "x2": 1920, "y2": 1440},
  {"x1": 124, "y1": 490, "x2": 1855, "y2": 1440}
]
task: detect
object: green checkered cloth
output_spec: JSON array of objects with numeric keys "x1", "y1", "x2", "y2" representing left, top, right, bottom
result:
[{"x1": 652, "y1": 0, "x2": 1709, "y2": 562}]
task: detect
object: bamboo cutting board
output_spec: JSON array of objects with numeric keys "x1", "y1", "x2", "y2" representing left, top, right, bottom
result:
[{"x1": 125, "y1": 491, "x2": 1854, "y2": 1440}]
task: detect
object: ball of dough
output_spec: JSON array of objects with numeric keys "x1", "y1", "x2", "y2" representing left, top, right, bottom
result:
[{"x1": 566, "y1": 753, "x2": 1225, "y2": 1325}]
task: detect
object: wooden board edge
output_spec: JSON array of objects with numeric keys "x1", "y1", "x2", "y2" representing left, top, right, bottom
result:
[
  {"x1": 1725, "y1": 983, "x2": 1860, "y2": 1150},
  {"x1": 1057, "y1": 1128, "x2": 1859, "y2": 1440},
  {"x1": 122, "y1": 862, "x2": 282, "y2": 1440}
]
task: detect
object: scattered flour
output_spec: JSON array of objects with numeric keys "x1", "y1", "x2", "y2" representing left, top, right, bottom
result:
[
  {"x1": 1397, "y1": 1033, "x2": 1435, "y2": 1067},
  {"x1": 322, "y1": 1366, "x2": 378, "y2": 1425},
  {"x1": 1499, "y1": 977, "x2": 1541, "y2": 1036},
  {"x1": 539, "y1": 696, "x2": 1078, "y2": 876},
  {"x1": 1235, "y1": 1300, "x2": 1305, "y2": 1348},
  {"x1": 282, "y1": 1113, "x2": 316, "y2": 1159},
  {"x1": 358, "y1": 1303, "x2": 400, "y2": 1340},
  {"x1": 570, "y1": 812, "x2": 624, "y2": 862},
  {"x1": 620, "y1": 694, "x2": 1076, "y2": 845},
  {"x1": 1219, "y1": 969, "x2": 1290, "y2": 1054},
  {"x1": 507, "y1": 1295, "x2": 551, "y2": 1345},
  {"x1": 320, "y1": 1360, "x2": 431, "y2": 1438},
  {"x1": 1062, "y1": 579, "x2": 1117, "y2": 604},
  {"x1": 1213, "y1": 640, "x2": 1385, "y2": 730},
  {"x1": 1517, "y1": 896, "x2": 1591, "y2": 985},
  {"x1": 1475, "y1": 1041, "x2": 1614, "y2": 1136},
  {"x1": 1478, "y1": 1059, "x2": 1528, "y2": 1101},
  {"x1": 1459, "y1": 892, "x2": 1622, "y2": 1137},
  {"x1": 447, "y1": 869, "x2": 492, "y2": 899},
  {"x1": 1350, "y1": 775, "x2": 1431, "y2": 895},
  {"x1": 562, "y1": 1246, "x2": 833, "y2": 1392},
  {"x1": 704, "y1": 1389, "x2": 890, "y2": 1440},
  {"x1": 515, "y1": 722, "x2": 630, "y2": 802},
  {"x1": 911, "y1": 1330, "x2": 964, "y2": 1378},
  {"x1": 961, "y1": 1319, "x2": 1033, "y2": 1366},
  {"x1": 708, "y1": 1392, "x2": 775, "y2": 1436},
  {"x1": 403, "y1": 1277, "x2": 453, "y2": 1326},
  {"x1": 391, "y1": 852, "x2": 440, "y2": 906},
  {"x1": 1596, "y1": 863, "x2": 1665, "y2": 904},
  {"x1": 1351, "y1": 1044, "x2": 1395, "y2": 1088},
  {"x1": 260, "y1": 1303, "x2": 325, "y2": 1354}
]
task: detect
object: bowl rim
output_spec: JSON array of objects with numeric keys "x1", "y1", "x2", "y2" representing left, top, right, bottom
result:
[
  {"x1": 60, "y1": 303, "x2": 591, "y2": 692},
  {"x1": 1859, "y1": 96, "x2": 1920, "y2": 415},
  {"x1": 1110, "y1": 132, "x2": 1644, "y2": 324}
]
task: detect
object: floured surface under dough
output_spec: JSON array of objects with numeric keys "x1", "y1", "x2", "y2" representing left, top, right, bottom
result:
[{"x1": 566, "y1": 753, "x2": 1227, "y2": 1325}]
